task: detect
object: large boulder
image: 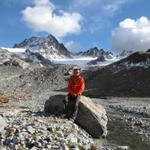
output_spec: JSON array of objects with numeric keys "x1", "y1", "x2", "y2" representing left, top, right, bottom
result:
[
  {"x1": 76, "y1": 96, "x2": 107, "y2": 138},
  {"x1": 44, "y1": 94, "x2": 108, "y2": 138},
  {"x1": 44, "y1": 95, "x2": 66, "y2": 115},
  {"x1": 11, "y1": 58, "x2": 29, "y2": 69}
]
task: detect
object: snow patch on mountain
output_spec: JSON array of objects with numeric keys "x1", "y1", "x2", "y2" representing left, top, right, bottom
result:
[
  {"x1": 1, "y1": 47, "x2": 26, "y2": 53},
  {"x1": 51, "y1": 57, "x2": 97, "y2": 66},
  {"x1": 96, "y1": 57, "x2": 120, "y2": 66}
]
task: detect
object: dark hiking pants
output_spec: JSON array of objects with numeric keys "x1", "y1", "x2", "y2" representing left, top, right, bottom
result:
[{"x1": 64, "y1": 94, "x2": 80, "y2": 121}]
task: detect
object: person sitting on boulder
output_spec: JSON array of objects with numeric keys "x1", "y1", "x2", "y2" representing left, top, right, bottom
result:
[{"x1": 64, "y1": 65, "x2": 85, "y2": 121}]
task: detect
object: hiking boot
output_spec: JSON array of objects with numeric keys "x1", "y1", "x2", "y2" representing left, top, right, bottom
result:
[{"x1": 61, "y1": 114, "x2": 67, "y2": 118}]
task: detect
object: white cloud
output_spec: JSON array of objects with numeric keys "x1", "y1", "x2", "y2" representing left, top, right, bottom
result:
[
  {"x1": 112, "y1": 16, "x2": 150, "y2": 53},
  {"x1": 73, "y1": 0, "x2": 128, "y2": 16},
  {"x1": 22, "y1": 0, "x2": 82, "y2": 38},
  {"x1": 102, "y1": 0, "x2": 128, "y2": 16},
  {"x1": 69, "y1": 0, "x2": 129, "y2": 34}
]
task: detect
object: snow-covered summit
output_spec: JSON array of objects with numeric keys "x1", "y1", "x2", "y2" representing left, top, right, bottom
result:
[{"x1": 13, "y1": 34, "x2": 72, "y2": 59}]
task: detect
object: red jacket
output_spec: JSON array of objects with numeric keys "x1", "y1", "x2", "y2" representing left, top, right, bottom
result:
[{"x1": 68, "y1": 75, "x2": 85, "y2": 96}]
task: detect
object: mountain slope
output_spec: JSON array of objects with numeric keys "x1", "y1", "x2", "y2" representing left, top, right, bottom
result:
[{"x1": 84, "y1": 51, "x2": 150, "y2": 97}]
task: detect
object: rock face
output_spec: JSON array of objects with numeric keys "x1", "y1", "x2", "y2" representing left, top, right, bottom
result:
[{"x1": 44, "y1": 95, "x2": 108, "y2": 138}]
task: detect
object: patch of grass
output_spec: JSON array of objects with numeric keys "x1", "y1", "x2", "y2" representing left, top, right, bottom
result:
[
  {"x1": 0, "y1": 96, "x2": 10, "y2": 103},
  {"x1": 0, "y1": 94, "x2": 32, "y2": 103}
]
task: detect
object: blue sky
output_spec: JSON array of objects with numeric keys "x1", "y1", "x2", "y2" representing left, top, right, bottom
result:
[{"x1": 0, "y1": 0, "x2": 150, "y2": 53}]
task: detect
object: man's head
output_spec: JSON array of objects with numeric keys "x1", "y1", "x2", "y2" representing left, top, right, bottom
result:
[{"x1": 73, "y1": 65, "x2": 80, "y2": 76}]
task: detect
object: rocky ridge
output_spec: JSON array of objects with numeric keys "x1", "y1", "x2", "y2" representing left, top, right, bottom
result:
[
  {"x1": 77, "y1": 47, "x2": 113, "y2": 58},
  {"x1": 79, "y1": 47, "x2": 113, "y2": 65}
]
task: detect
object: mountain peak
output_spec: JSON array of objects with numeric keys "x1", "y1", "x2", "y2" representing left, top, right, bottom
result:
[
  {"x1": 46, "y1": 34, "x2": 59, "y2": 44},
  {"x1": 13, "y1": 34, "x2": 72, "y2": 59},
  {"x1": 78, "y1": 47, "x2": 113, "y2": 58}
]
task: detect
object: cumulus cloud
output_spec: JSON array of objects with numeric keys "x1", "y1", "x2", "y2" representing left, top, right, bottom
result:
[
  {"x1": 22, "y1": 0, "x2": 82, "y2": 38},
  {"x1": 112, "y1": 16, "x2": 150, "y2": 53}
]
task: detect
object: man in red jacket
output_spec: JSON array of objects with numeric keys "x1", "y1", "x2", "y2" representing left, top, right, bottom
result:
[{"x1": 65, "y1": 65, "x2": 85, "y2": 121}]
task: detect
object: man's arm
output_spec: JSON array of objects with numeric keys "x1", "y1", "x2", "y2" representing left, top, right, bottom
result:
[{"x1": 78, "y1": 77, "x2": 85, "y2": 95}]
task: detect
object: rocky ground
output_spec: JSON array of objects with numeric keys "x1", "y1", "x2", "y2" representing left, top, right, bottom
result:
[
  {"x1": 0, "y1": 64, "x2": 97, "y2": 150},
  {"x1": 94, "y1": 97, "x2": 150, "y2": 150},
  {"x1": 0, "y1": 62, "x2": 150, "y2": 150},
  {"x1": 0, "y1": 94, "x2": 95, "y2": 150},
  {"x1": 1, "y1": 94, "x2": 150, "y2": 150}
]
